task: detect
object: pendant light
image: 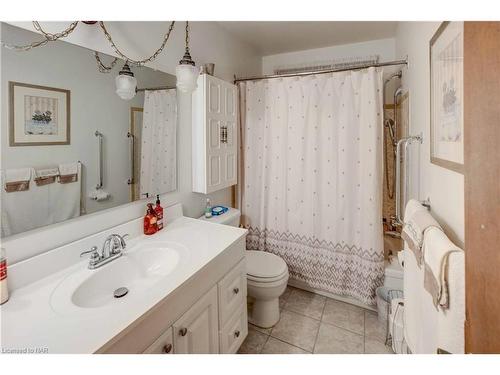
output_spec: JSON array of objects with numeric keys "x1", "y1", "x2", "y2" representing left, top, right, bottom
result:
[
  {"x1": 176, "y1": 21, "x2": 199, "y2": 93},
  {"x1": 115, "y1": 62, "x2": 137, "y2": 100}
]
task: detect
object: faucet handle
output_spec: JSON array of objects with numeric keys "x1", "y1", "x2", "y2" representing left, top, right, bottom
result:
[
  {"x1": 80, "y1": 246, "x2": 100, "y2": 267},
  {"x1": 80, "y1": 246, "x2": 98, "y2": 257}
]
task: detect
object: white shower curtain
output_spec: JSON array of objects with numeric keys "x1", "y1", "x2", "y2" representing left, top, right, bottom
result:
[
  {"x1": 140, "y1": 90, "x2": 177, "y2": 197},
  {"x1": 238, "y1": 67, "x2": 384, "y2": 305}
]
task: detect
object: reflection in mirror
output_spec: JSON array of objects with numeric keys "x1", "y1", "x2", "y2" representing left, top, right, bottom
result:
[{"x1": 0, "y1": 23, "x2": 178, "y2": 237}]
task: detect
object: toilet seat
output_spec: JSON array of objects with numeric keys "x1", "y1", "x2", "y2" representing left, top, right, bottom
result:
[
  {"x1": 246, "y1": 250, "x2": 288, "y2": 283},
  {"x1": 247, "y1": 269, "x2": 289, "y2": 284}
]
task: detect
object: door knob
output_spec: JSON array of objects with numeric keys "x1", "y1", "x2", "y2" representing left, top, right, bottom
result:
[
  {"x1": 234, "y1": 330, "x2": 240, "y2": 338},
  {"x1": 233, "y1": 287, "x2": 239, "y2": 294},
  {"x1": 179, "y1": 328, "x2": 188, "y2": 336},
  {"x1": 162, "y1": 343, "x2": 172, "y2": 353}
]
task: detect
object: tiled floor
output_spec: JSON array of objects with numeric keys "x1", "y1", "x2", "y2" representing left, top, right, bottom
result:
[{"x1": 238, "y1": 286, "x2": 394, "y2": 354}]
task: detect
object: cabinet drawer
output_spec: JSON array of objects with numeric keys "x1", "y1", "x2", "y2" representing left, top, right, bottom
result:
[
  {"x1": 143, "y1": 327, "x2": 174, "y2": 354},
  {"x1": 218, "y1": 259, "x2": 247, "y2": 325},
  {"x1": 219, "y1": 305, "x2": 248, "y2": 354}
]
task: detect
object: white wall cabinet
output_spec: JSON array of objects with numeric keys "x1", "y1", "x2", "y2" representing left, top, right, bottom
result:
[{"x1": 192, "y1": 74, "x2": 238, "y2": 194}]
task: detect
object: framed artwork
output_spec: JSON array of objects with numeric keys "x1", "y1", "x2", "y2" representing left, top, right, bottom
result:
[
  {"x1": 429, "y1": 21, "x2": 464, "y2": 173},
  {"x1": 9, "y1": 81, "x2": 70, "y2": 146}
]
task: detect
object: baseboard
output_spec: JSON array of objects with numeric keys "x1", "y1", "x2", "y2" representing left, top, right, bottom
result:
[{"x1": 287, "y1": 278, "x2": 377, "y2": 312}]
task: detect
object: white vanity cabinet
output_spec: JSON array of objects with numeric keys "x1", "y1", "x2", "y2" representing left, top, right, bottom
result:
[
  {"x1": 102, "y1": 241, "x2": 248, "y2": 355},
  {"x1": 143, "y1": 327, "x2": 174, "y2": 354},
  {"x1": 172, "y1": 286, "x2": 219, "y2": 354},
  {"x1": 192, "y1": 73, "x2": 238, "y2": 194}
]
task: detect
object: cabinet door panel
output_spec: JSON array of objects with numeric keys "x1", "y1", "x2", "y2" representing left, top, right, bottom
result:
[
  {"x1": 143, "y1": 327, "x2": 174, "y2": 354},
  {"x1": 218, "y1": 259, "x2": 247, "y2": 325},
  {"x1": 173, "y1": 286, "x2": 219, "y2": 354},
  {"x1": 208, "y1": 81, "x2": 221, "y2": 114}
]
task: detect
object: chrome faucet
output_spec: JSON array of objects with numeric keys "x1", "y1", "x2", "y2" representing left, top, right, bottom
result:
[{"x1": 80, "y1": 234, "x2": 128, "y2": 269}]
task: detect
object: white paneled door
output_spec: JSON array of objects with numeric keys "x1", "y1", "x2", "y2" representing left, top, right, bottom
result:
[{"x1": 192, "y1": 74, "x2": 237, "y2": 194}]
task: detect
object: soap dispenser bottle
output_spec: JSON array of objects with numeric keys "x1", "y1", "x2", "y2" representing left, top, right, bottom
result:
[
  {"x1": 205, "y1": 198, "x2": 212, "y2": 218},
  {"x1": 0, "y1": 248, "x2": 8, "y2": 305},
  {"x1": 155, "y1": 194, "x2": 164, "y2": 230},
  {"x1": 144, "y1": 203, "x2": 158, "y2": 235}
]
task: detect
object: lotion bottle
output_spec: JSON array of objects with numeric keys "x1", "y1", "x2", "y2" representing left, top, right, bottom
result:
[
  {"x1": 144, "y1": 203, "x2": 158, "y2": 235},
  {"x1": 155, "y1": 194, "x2": 164, "y2": 230}
]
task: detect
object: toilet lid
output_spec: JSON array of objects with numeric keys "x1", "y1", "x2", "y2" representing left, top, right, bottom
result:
[{"x1": 246, "y1": 250, "x2": 288, "y2": 279}]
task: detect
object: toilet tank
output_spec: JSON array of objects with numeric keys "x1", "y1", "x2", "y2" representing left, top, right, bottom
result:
[{"x1": 198, "y1": 207, "x2": 241, "y2": 227}]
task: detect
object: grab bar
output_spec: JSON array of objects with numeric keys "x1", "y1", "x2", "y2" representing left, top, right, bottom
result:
[
  {"x1": 127, "y1": 132, "x2": 135, "y2": 185},
  {"x1": 395, "y1": 134, "x2": 423, "y2": 225},
  {"x1": 95, "y1": 130, "x2": 103, "y2": 189}
]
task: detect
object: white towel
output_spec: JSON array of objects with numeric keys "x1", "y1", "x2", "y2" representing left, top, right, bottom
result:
[
  {"x1": 437, "y1": 249, "x2": 465, "y2": 353},
  {"x1": 1, "y1": 163, "x2": 82, "y2": 237},
  {"x1": 402, "y1": 209, "x2": 442, "y2": 266},
  {"x1": 423, "y1": 227, "x2": 462, "y2": 309},
  {"x1": 3, "y1": 168, "x2": 32, "y2": 192},
  {"x1": 404, "y1": 224, "x2": 465, "y2": 354},
  {"x1": 34, "y1": 166, "x2": 59, "y2": 186},
  {"x1": 58, "y1": 162, "x2": 78, "y2": 176},
  {"x1": 4, "y1": 168, "x2": 32, "y2": 182},
  {"x1": 58, "y1": 162, "x2": 79, "y2": 183},
  {"x1": 404, "y1": 198, "x2": 427, "y2": 222},
  {"x1": 34, "y1": 166, "x2": 59, "y2": 178}
]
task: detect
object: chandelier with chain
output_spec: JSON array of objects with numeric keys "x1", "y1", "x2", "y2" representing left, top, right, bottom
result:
[{"x1": 1, "y1": 21, "x2": 199, "y2": 99}]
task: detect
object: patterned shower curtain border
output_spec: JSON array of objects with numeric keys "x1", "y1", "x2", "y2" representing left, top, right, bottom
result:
[{"x1": 246, "y1": 226, "x2": 384, "y2": 305}]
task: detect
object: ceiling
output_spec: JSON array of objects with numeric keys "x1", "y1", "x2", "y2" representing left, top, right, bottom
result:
[{"x1": 216, "y1": 21, "x2": 398, "y2": 56}]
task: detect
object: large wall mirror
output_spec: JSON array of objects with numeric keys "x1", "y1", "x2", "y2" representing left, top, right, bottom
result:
[{"x1": 1, "y1": 23, "x2": 178, "y2": 237}]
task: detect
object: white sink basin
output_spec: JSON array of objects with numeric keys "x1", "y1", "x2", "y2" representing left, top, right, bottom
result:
[{"x1": 51, "y1": 241, "x2": 190, "y2": 313}]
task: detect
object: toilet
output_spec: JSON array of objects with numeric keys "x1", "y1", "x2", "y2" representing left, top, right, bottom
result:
[{"x1": 199, "y1": 207, "x2": 289, "y2": 328}]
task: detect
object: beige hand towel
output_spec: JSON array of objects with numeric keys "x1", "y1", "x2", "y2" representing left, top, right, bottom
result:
[
  {"x1": 34, "y1": 166, "x2": 59, "y2": 186},
  {"x1": 423, "y1": 227, "x2": 462, "y2": 310},
  {"x1": 401, "y1": 209, "x2": 441, "y2": 266},
  {"x1": 3, "y1": 168, "x2": 32, "y2": 192},
  {"x1": 58, "y1": 162, "x2": 79, "y2": 184}
]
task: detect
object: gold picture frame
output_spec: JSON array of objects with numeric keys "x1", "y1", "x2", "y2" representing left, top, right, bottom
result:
[
  {"x1": 429, "y1": 22, "x2": 464, "y2": 174},
  {"x1": 9, "y1": 81, "x2": 70, "y2": 146}
]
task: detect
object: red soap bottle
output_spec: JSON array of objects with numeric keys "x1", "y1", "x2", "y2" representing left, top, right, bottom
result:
[
  {"x1": 155, "y1": 194, "x2": 164, "y2": 230},
  {"x1": 144, "y1": 203, "x2": 158, "y2": 235}
]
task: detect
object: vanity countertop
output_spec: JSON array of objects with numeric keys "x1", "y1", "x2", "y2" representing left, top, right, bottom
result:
[{"x1": 0, "y1": 216, "x2": 247, "y2": 354}]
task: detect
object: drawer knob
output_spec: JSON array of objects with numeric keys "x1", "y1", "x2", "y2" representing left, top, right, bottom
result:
[
  {"x1": 234, "y1": 330, "x2": 240, "y2": 338},
  {"x1": 162, "y1": 343, "x2": 172, "y2": 353},
  {"x1": 179, "y1": 328, "x2": 188, "y2": 336},
  {"x1": 233, "y1": 287, "x2": 239, "y2": 294}
]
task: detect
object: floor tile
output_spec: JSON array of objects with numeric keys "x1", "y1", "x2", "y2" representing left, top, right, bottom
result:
[
  {"x1": 270, "y1": 309, "x2": 320, "y2": 352},
  {"x1": 321, "y1": 298, "x2": 365, "y2": 335},
  {"x1": 284, "y1": 288, "x2": 326, "y2": 320},
  {"x1": 249, "y1": 322, "x2": 272, "y2": 335},
  {"x1": 238, "y1": 328, "x2": 269, "y2": 354},
  {"x1": 261, "y1": 337, "x2": 310, "y2": 354},
  {"x1": 313, "y1": 322, "x2": 364, "y2": 354},
  {"x1": 364, "y1": 337, "x2": 393, "y2": 354},
  {"x1": 364, "y1": 310, "x2": 387, "y2": 341},
  {"x1": 279, "y1": 285, "x2": 294, "y2": 309}
]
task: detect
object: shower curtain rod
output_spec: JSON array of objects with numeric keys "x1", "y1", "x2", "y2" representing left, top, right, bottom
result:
[
  {"x1": 136, "y1": 86, "x2": 176, "y2": 92},
  {"x1": 233, "y1": 58, "x2": 408, "y2": 83}
]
